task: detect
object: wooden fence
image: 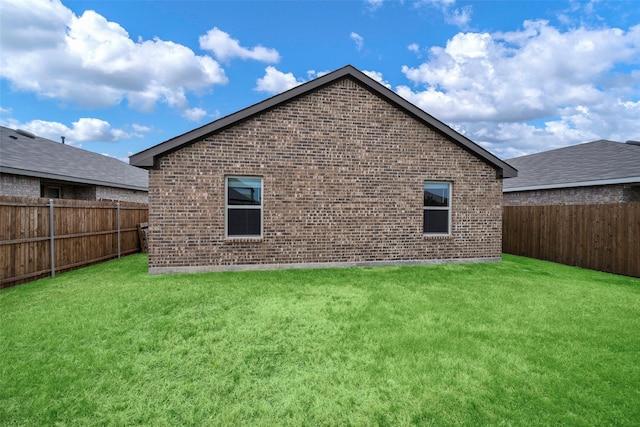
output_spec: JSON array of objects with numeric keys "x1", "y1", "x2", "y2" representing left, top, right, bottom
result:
[
  {"x1": 1, "y1": 196, "x2": 148, "y2": 288},
  {"x1": 503, "y1": 203, "x2": 640, "y2": 278}
]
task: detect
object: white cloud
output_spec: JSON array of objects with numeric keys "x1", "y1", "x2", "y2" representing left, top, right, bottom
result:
[
  {"x1": 182, "y1": 107, "x2": 208, "y2": 122},
  {"x1": 1, "y1": 117, "x2": 138, "y2": 146},
  {"x1": 432, "y1": 95, "x2": 640, "y2": 158},
  {"x1": 417, "y1": 0, "x2": 473, "y2": 29},
  {"x1": 363, "y1": 70, "x2": 391, "y2": 89},
  {"x1": 445, "y1": 5, "x2": 472, "y2": 28},
  {"x1": 0, "y1": 0, "x2": 227, "y2": 114},
  {"x1": 397, "y1": 21, "x2": 640, "y2": 155},
  {"x1": 255, "y1": 66, "x2": 305, "y2": 94},
  {"x1": 5, "y1": 119, "x2": 79, "y2": 145},
  {"x1": 199, "y1": 27, "x2": 280, "y2": 63},
  {"x1": 408, "y1": 43, "x2": 421, "y2": 54},
  {"x1": 132, "y1": 123, "x2": 152, "y2": 133},
  {"x1": 350, "y1": 32, "x2": 364, "y2": 51},
  {"x1": 0, "y1": 0, "x2": 73, "y2": 52},
  {"x1": 70, "y1": 118, "x2": 127, "y2": 142},
  {"x1": 307, "y1": 70, "x2": 331, "y2": 79}
]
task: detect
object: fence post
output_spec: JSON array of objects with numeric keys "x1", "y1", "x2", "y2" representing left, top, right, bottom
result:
[
  {"x1": 49, "y1": 199, "x2": 55, "y2": 278},
  {"x1": 117, "y1": 202, "x2": 121, "y2": 259}
]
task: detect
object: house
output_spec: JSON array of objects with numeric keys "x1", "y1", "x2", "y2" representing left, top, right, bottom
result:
[
  {"x1": 1, "y1": 126, "x2": 148, "y2": 203},
  {"x1": 130, "y1": 65, "x2": 516, "y2": 274},
  {"x1": 503, "y1": 140, "x2": 640, "y2": 206}
]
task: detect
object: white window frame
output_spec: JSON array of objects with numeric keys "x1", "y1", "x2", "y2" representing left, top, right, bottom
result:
[
  {"x1": 423, "y1": 182, "x2": 452, "y2": 236},
  {"x1": 225, "y1": 176, "x2": 263, "y2": 238}
]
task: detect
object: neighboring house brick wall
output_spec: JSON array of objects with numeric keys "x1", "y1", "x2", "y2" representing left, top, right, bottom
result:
[
  {"x1": 148, "y1": 79, "x2": 503, "y2": 272},
  {"x1": 0, "y1": 174, "x2": 40, "y2": 197},
  {"x1": 96, "y1": 186, "x2": 148, "y2": 203},
  {"x1": 1, "y1": 173, "x2": 148, "y2": 202},
  {"x1": 502, "y1": 184, "x2": 640, "y2": 206},
  {"x1": 59, "y1": 183, "x2": 96, "y2": 200},
  {"x1": 623, "y1": 185, "x2": 640, "y2": 202}
]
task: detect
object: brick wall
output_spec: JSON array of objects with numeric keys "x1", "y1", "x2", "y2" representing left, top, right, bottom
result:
[
  {"x1": 1, "y1": 173, "x2": 148, "y2": 202},
  {"x1": 0, "y1": 174, "x2": 40, "y2": 197},
  {"x1": 96, "y1": 186, "x2": 148, "y2": 203},
  {"x1": 148, "y1": 78, "x2": 504, "y2": 272},
  {"x1": 503, "y1": 184, "x2": 640, "y2": 206},
  {"x1": 59, "y1": 183, "x2": 96, "y2": 200}
]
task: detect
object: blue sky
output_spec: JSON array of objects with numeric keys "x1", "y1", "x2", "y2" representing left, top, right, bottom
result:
[{"x1": 1, "y1": 0, "x2": 639, "y2": 163}]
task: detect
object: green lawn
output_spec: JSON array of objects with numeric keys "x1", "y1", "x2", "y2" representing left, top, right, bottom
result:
[{"x1": 1, "y1": 255, "x2": 639, "y2": 426}]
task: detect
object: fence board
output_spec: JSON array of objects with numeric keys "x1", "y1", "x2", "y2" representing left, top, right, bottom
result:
[
  {"x1": 503, "y1": 203, "x2": 640, "y2": 278},
  {"x1": 0, "y1": 196, "x2": 148, "y2": 288}
]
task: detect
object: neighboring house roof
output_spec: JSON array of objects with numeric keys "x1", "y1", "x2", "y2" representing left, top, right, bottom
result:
[
  {"x1": 503, "y1": 140, "x2": 640, "y2": 192},
  {"x1": 0, "y1": 126, "x2": 148, "y2": 191},
  {"x1": 130, "y1": 65, "x2": 517, "y2": 178}
]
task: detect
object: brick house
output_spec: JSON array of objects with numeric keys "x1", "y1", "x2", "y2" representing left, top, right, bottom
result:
[
  {"x1": 1, "y1": 126, "x2": 148, "y2": 203},
  {"x1": 130, "y1": 65, "x2": 516, "y2": 274},
  {"x1": 503, "y1": 140, "x2": 640, "y2": 206}
]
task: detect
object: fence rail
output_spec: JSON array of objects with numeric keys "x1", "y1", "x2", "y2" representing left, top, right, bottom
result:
[
  {"x1": 503, "y1": 203, "x2": 640, "y2": 278},
  {"x1": 1, "y1": 196, "x2": 148, "y2": 288}
]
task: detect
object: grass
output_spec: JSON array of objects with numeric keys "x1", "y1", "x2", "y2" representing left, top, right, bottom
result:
[{"x1": 1, "y1": 255, "x2": 639, "y2": 426}]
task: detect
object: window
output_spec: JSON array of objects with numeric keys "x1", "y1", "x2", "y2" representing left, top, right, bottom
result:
[
  {"x1": 424, "y1": 182, "x2": 451, "y2": 235},
  {"x1": 226, "y1": 176, "x2": 262, "y2": 237},
  {"x1": 41, "y1": 185, "x2": 61, "y2": 199}
]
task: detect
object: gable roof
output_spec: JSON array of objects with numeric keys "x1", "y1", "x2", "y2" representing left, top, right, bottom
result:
[
  {"x1": 503, "y1": 140, "x2": 640, "y2": 192},
  {"x1": 0, "y1": 126, "x2": 148, "y2": 191},
  {"x1": 130, "y1": 65, "x2": 516, "y2": 178}
]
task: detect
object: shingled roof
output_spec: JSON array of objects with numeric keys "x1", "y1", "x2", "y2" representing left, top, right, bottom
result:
[
  {"x1": 0, "y1": 126, "x2": 148, "y2": 191},
  {"x1": 130, "y1": 65, "x2": 517, "y2": 179},
  {"x1": 503, "y1": 140, "x2": 640, "y2": 192}
]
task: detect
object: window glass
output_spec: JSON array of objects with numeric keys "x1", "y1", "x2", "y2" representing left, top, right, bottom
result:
[
  {"x1": 227, "y1": 177, "x2": 262, "y2": 205},
  {"x1": 423, "y1": 210, "x2": 449, "y2": 234},
  {"x1": 424, "y1": 183, "x2": 449, "y2": 207},
  {"x1": 41, "y1": 186, "x2": 61, "y2": 199},
  {"x1": 226, "y1": 176, "x2": 262, "y2": 237},
  {"x1": 424, "y1": 182, "x2": 451, "y2": 235},
  {"x1": 228, "y1": 209, "x2": 261, "y2": 236}
]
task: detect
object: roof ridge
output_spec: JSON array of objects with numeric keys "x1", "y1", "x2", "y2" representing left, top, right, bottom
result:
[{"x1": 507, "y1": 139, "x2": 625, "y2": 161}]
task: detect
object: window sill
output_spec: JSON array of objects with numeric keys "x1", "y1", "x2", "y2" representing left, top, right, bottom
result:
[
  {"x1": 423, "y1": 233, "x2": 452, "y2": 239},
  {"x1": 224, "y1": 236, "x2": 263, "y2": 243}
]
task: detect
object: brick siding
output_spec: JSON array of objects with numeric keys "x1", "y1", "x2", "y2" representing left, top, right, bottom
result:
[
  {"x1": 148, "y1": 78, "x2": 504, "y2": 272},
  {"x1": 96, "y1": 186, "x2": 148, "y2": 203},
  {"x1": 1, "y1": 173, "x2": 148, "y2": 202},
  {"x1": 503, "y1": 184, "x2": 640, "y2": 206},
  {"x1": 0, "y1": 174, "x2": 40, "y2": 197}
]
